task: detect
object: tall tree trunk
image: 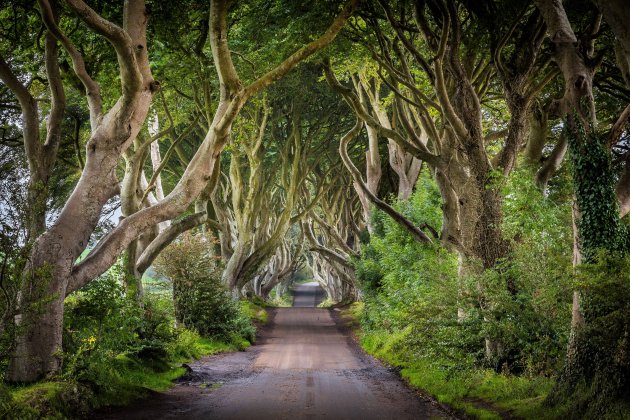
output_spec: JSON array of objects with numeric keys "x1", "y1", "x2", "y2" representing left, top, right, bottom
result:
[{"x1": 8, "y1": 0, "x2": 157, "y2": 382}]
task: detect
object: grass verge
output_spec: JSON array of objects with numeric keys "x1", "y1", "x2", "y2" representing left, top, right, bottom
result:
[
  {"x1": 317, "y1": 298, "x2": 335, "y2": 308},
  {"x1": 1, "y1": 334, "x2": 245, "y2": 419},
  {"x1": 240, "y1": 300, "x2": 269, "y2": 324},
  {"x1": 341, "y1": 304, "x2": 562, "y2": 419}
]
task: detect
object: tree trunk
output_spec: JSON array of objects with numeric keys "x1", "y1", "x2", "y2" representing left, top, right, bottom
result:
[
  {"x1": 8, "y1": 0, "x2": 156, "y2": 382},
  {"x1": 8, "y1": 263, "x2": 66, "y2": 382}
]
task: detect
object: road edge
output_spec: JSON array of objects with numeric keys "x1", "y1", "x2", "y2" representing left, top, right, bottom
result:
[{"x1": 328, "y1": 306, "x2": 464, "y2": 420}]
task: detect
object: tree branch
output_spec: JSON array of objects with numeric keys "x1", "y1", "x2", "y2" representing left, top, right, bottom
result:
[
  {"x1": 337, "y1": 118, "x2": 432, "y2": 243},
  {"x1": 244, "y1": 0, "x2": 358, "y2": 98},
  {"x1": 39, "y1": 0, "x2": 102, "y2": 128},
  {"x1": 134, "y1": 212, "x2": 219, "y2": 275},
  {"x1": 65, "y1": 0, "x2": 143, "y2": 96}
]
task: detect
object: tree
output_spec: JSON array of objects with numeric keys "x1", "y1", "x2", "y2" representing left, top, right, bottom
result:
[
  {"x1": 534, "y1": 0, "x2": 630, "y2": 412},
  {"x1": 6, "y1": 0, "x2": 356, "y2": 383},
  {"x1": 0, "y1": 2, "x2": 64, "y2": 242}
]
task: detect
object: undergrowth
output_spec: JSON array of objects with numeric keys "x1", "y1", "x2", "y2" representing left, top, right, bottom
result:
[
  {"x1": 0, "y1": 252, "x2": 260, "y2": 419},
  {"x1": 347, "y1": 305, "x2": 561, "y2": 419},
  {"x1": 240, "y1": 300, "x2": 269, "y2": 324},
  {"x1": 0, "y1": 332, "x2": 243, "y2": 420},
  {"x1": 349, "y1": 171, "x2": 578, "y2": 419}
]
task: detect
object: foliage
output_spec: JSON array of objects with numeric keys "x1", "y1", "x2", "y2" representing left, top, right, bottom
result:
[
  {"x1": 63, "y1": 264, "x2": 176, "y2": 392},
  {"x1": 347, "y1": 306, "x2": 560, "y2": 419},
  {"x1": 354, "y1": 171, "x2": 576, "y2": 416},
  {"x1": 471, "y1": 167, "x2": 574, "y2": 374},
  {"x1": 166, "y1": 328, "x2": 245, "y2": 363},
  {"x1": 317, "y1": 298, "x2": 335, "y2": 308},
  {"x1": 154, "y1": 231, "x2": 255, "y2": 343},
  {"x1": 1, "y1": 380, "x2": 93, "y2": 419},
  {"x1": 266, "y1": 289, "x2": 293, "y2": 308},
  {"x1": 1, "y1": 256, "x2": 256, "y2": 418},
  {"x1": 547, "y1": 252, "x2": 630, "y2": 418},
  {"x1": 355, "y1": 179, "x2": 468, "y2": 367},
  {"x1": 0, "y1": 0, "x2": 629, "y2": 417},
  {"x1": 239, "y1": 300, "x2": 269, "y2": 325},
  {"x1": 468, "y1": 250, "x2": 572, "y2": 375},
  {"x1": 0, "y1": 331, "x2": 242, "y2": 419},
  {"x1": 0, "y1": 147, "x2": 28, "y2": 374},
  {"x1": 567, "y1": 117, "x2": 627, "y2": 260},
  {"x1": 357, "y1": 173, "x2": 445, "y2": 294},
  {"x1": 544, "y1": 118, "x2": 630, "y2": 417}
]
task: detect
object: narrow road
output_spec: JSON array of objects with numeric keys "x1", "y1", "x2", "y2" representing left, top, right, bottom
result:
[
  {"x1": 97, "y1": 282, "x2": 448, "y2": 419},
  {"x1": 292, "y1": 281, "x2": 326, "y2": 307}
]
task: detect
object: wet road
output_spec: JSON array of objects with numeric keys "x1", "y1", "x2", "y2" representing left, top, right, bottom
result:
[{"x1": 96, "y1": 282, "x2": 448, "y2": 419}]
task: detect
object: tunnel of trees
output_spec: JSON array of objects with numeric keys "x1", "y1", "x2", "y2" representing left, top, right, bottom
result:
[{"x1": 0, "y1": 0, "x2": 629, "y2": 418}]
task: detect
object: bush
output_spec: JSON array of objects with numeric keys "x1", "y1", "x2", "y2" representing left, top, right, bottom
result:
[
  {"x1": 356, "y1": 176, "x2": 473, "y2": 368},
  {"x1": 467, "y1": 249, "x2": 572, "y2": 375},
  {"x1": 166, "y1": 328, "x2": 203, "y2": 361},
  {"x1": 356, "y1": 170, "x2": 574, "y2": 375},
  {"x1": 547, "y1": 252, "x2": 630, "y2": 418},
  {"x1": 154, "y1": 231, "x2": 255, "y2": 342},
  {"x1": 57, "y1": 231, "x2": 260, "y2": 415},
  {"x1": 351, "y1": 171, "x2": 577, "y2": 418},
  {"x1": 63, "y1": 264, "x2": 176, "y2": 391}
]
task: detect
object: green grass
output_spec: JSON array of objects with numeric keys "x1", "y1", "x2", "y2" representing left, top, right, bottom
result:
[
  {"x1": 317, "y1": 298, "x2": 335, "y2": 308},
  {"x1": 341, "y1": 304, "x2": 562, "y2": 419},
  {"x1": 267, "y1": 293, "x2": 293, "y2": 307},
  {"x1": 395, "y1": 358, "x2": 560, "y2": 419},
  {"x1": 341, "y1": 301, "x2": 364, "y2": 321},
  {"x1": 263, "y1": 287, "x2": 293, "y2": 307},
  {"x1": 240, "y1": 300, "x2": 269, "y2": 324},
  {"x1": 4, "y1": 381, "x2": 83, "y2": 419},
  {"x1": 2, "y1": 334, "x2": 243, "y2": 419},
  {"x1": 195, "y1": 337, "x2": 243, "y2": 355}
]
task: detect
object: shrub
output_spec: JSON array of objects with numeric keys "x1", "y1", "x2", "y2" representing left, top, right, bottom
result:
[
  {"x1": 63, "y1": 264, "x2": 175, "y2": 391},
  {"x1": 467, "y1": 250, "x2": 572, "y2": 375},
  {"x1": 547, "y1": 252, "x2": 630, "y2": 418},
  {"x1": 154, "y1": 231, "x2": 255, "y2": 342},
  {"x1": 357, "y1": 170, "x2": 574, "y2": 375}
]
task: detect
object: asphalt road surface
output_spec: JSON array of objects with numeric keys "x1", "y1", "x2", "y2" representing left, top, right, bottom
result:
[
  {"x1": 96, "y1": 282, "x2": 449, "y2": 419},
  {"x1": 292, "y1": 281, "x2": 326, "y2": 307}
]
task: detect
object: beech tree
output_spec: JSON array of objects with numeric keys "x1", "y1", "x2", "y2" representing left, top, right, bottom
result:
[
  {"x1": 0, "y1": 2, "x2": 70, "y2": 244},
  {"x1": 220, "y1": 102, "x2": 326, "y2": 292},
  {"x1": 533, "y1": 0, "x2": 630, "y2": 410},
  {"x1": 4, "y1": 0, "x2": 356, "y2": 383},
  {"x1": 306, "y1": 179, "x2": 362, "y2": 302}
]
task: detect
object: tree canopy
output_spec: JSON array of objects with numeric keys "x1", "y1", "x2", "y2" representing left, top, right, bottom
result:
[{"x1": 1, "y1": 0, "x2": 629, "y2": 417}]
